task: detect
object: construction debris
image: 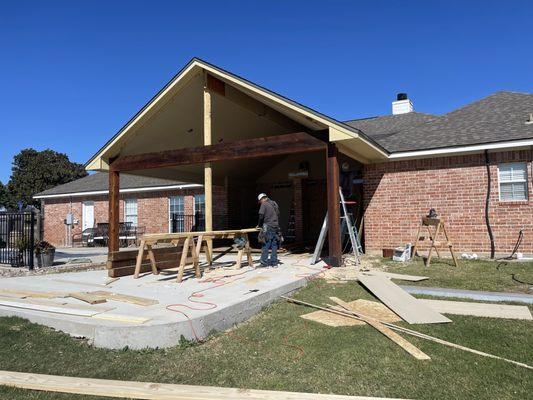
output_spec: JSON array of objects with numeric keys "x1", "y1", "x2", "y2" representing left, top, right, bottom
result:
[
  {"x1": 283, "y1": 296, "x2": 533, "y2": 370},
  {"x1": 357, "y1": 274, "x2": 451, "y2": 324},
  {"x1": 301, "y1": 299, "x2": 401, "y2": 327},
  {"x1": 329, "y1": 297, "x2": 430, "y2": 360},
  {"x1": 90, "y1": 291, "x2": 158, "y2": 306}
]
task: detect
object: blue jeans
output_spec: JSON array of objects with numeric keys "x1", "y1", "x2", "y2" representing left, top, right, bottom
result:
[{"x1": 260, "y1": 229, "x2": 279, "y2": 266}]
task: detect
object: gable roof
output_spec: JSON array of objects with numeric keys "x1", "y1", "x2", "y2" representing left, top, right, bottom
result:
[
  {"x1": 86, "y1": 58, "x2": 388, "y2": 170},
  {"x1": 34, "y1": 172, "x2": 199, "y2": 199},
  {"x1": 346, "y1": 91, "x2": 533, "y2": 153}
]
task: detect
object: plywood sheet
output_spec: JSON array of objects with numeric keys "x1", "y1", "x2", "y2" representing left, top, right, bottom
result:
[
  {"x1": 421, "y1": 299, "x2": 533, "y2": 320},
  {"x1": 300, "y1": 299, "x2": 401, "y2": 327},
  {"x1": 357, "y1": 274, "x2": 451, "y2": 324}
]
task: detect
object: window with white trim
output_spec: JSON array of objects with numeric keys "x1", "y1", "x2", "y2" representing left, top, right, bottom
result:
[
  {"x1": 194, "y1": 194, "x2": 205, "y2": 215},
  {"x1": 498, "y1": 162, "x2": 528, "y2": 201},
  {"x1": 169, "y1": 196, "x2": 185, "y2": 233},
  {"x1": 124, "y1": 198, "x2": 138, "y2": 226}
]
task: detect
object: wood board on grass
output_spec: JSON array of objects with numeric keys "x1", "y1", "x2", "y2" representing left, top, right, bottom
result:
[
  {"x1": 301, "y1": 299, "x2": 402, "y2": 327},
  {"x1": 0, "y1": 369, "x2": 410, "y2": 400},
  {"x1": 357, "y1": 274, "x2": 451, "y2": 324},
  {"x1": 421, "y1": 299, "x2": 533, "y2": 320},
  {"x1": 363, "y1": 270, "x2": 429, "y2": 282}
]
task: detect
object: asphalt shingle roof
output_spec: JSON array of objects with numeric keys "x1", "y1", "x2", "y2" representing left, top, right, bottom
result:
[
  {"x1": 34, "y1": 172, "x2": 190, "y2": 197},
  {"x1": 345, "y1": 91, "x2": 533, "y2": 153}
]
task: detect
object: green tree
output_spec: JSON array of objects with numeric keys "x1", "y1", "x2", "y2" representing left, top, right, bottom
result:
[
  {"x1": 7, "y1": 148, "x2": 87, "y2": 209},
  {"x1": 0, "y1": 181, "x2": 9, "y2": 210}
]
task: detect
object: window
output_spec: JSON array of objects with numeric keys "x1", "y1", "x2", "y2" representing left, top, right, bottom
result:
[
  {"x1": 498, "y1": 163, "x2": 528, "y2": 201},
  {"x1": 124, "y1": 198, "x2": 138, "y2": 226},
  {"x1": 169, "y1": 196, "x2": 184, "y2": 233},
  {"x1": 194, "y1": 194, "x2": 205, "y2": 215}
]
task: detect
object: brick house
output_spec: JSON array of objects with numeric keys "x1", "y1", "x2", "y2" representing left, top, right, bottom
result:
[
  {"x1": 54, "y1": 58, "x2": 532, "y2": 259},
  {"x1": 34, "y1": 173, "x2": 227, "y2": 247},
  {"x1": 349, "y1": 91, "x2": 533, "y2": 256}
]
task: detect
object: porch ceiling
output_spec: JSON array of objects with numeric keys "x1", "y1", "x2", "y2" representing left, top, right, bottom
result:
[{"x1": 86, "y1": 59, "x2": 389, "y2": 177}]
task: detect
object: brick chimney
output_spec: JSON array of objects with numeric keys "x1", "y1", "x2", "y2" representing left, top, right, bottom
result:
[{"x1": 392, "y1": 93, "x2": 414, "y2": 115}]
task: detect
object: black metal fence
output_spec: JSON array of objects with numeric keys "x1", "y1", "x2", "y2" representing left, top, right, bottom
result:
[
  {"x1": 0, "y1": 212, "x2": 35, "y2": 269},
  {"x1": 170, "y1": 213, "x2": 228, "y2": 233}
]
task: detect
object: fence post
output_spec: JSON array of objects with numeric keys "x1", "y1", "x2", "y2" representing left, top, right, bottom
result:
[{"x1": 29, "y1": 212, "x2": 35, "y2": 270}]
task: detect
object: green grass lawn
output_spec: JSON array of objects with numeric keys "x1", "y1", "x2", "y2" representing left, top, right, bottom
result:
[
  {"x1": 0, "y1": 277, "x2": 532, "y2": 400},
  {"x1": 382, "y1": 257, "x2": 533, "y2": 293}
]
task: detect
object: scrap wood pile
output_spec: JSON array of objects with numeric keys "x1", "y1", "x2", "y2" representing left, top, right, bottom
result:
[
  {"x1": 284, "y1": 268, "x2": 533, "y2": 370},
  {"x1": 0, "y1": 279, "x2": 157, "y2": 325}
]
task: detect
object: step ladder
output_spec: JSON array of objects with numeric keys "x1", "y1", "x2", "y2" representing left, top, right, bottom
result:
[{"x1": 310, "y1": 187, "x2": 362, "y2": 266}]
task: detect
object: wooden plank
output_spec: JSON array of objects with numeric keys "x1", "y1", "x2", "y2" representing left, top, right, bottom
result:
[
  {"x1": 108, "y1": 246, "x2": 181, "y2": 262},
  {"x1": 0, "y1": 296, "x2": 115, "y2": 313},
  {"x1": 362, "y1": 271, "x2": 429, "y2": 282},
  {"x1": 357, "y1": 274, "x2": 451, "y2": 324},
  {"x1": 108, "y1": 170, "x2": 120, "y2": 253},
  {"x1": 0, "y1": 299, "x2": 110, "y2": 317},
  {"x1": 69, "y1": 292, "x2": 107, "y2": 305},
  {"x1": 0, "y1": 289, "x2": 69, "y2": 299},
  {"x1": 421, "y1": 299, "x2": 533, "y2": 320},
  {"x1": 90, "y1": 291, "x2": 158, "y2": 306},
  {"x1": 0, "y1": 369, "x2": 410, "y2": 400},
  {"x1": 140, "y1": 228, "x2": 260, "y2": 241},
  {"x1": 326, "y1": 142, "x2": 341, "y2": 266},
  {"x1": 109, "y1": 132, "x2": 326, "y2": 172},
  {"x1": 330, "y1": 297, "x2": 430, "y2": 361},
  {"x1": 204, "y1": 76, "x2": 213, "y2": 253}
]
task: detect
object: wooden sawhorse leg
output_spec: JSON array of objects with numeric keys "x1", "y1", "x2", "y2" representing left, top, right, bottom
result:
[
  {"x1": 176, "y1": 236, "x2": 191, "y2": 283},
  {"x1": 134, "y1": 240, "x2": 145, "y2": 279}
]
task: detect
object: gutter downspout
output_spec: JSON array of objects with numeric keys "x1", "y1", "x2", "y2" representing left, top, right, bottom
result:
[{"x1": 485, "y1": 150, "x2": 495, "y2": 259}]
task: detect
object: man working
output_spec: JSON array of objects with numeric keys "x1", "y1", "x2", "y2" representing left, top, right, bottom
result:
[{"x1": 256, "y1": 193, "x2": 281, "y2": 267}]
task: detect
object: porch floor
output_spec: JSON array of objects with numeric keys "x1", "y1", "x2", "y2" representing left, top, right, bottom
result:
[{"x1": 0, "y1": 253, "x2": 326, "y2": 349}]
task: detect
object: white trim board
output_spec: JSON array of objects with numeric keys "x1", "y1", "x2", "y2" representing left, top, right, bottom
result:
[
  {"x1": 388, "y1": 138, "x2": 533, "y2": 160},
  {"x1": 34, "y1": 184, "x2": 202, "y2": 200}
]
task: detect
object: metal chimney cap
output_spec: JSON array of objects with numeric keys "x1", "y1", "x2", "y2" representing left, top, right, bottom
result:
[{"x1": 397, "y1": 93, "x2": 408, "y2": 101}]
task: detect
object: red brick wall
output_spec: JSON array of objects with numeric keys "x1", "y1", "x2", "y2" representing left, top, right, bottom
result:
[
  {"x1": 363, "y1": 150, "x2": 533, "y2": 256},
  {"x1": 43, "y1": 187, "x2": 227, "y2": 247}
]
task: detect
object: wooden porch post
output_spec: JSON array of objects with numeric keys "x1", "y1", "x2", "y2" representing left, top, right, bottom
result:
[
  {"x1": 204, "y1": 73, "x2": 213, "y2": 239},
  {"x1": 108, "y1": 170, "x2": 120, "y2": 254},
  {"x1": 326, "y1": 142, "x2": 342, "y2": 266}
]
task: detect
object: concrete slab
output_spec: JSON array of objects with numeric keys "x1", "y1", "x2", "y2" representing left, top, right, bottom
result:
[{"x1": 0, "y1": 253, "x2": 325, "y2": 349}]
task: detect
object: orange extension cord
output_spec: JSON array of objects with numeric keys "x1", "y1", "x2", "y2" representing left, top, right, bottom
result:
[{"x1": 166, "y1": 256, "x2": 328, "y2": 359}]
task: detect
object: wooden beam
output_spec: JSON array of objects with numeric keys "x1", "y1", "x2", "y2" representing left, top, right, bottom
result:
[
  {"x1": 108, "y1": 170, "x2": 120, "y2": 253},
  {"x1": 204, "y1": 73, "x2": 213, "y2": 238},
  {"x1": 326, "y1": 142, "x2": 341, "y2": 266},
  {"x1": 0, "y1": 370, "x2": 407, "y2": 400},
  {"x1": 110, "y1": 132, "x2": 325, "y2": 171}
]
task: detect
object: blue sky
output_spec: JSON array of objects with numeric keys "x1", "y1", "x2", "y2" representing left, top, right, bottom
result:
[{"x1": 1, "y1": 0, "x2": 532, "y2": 183}]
